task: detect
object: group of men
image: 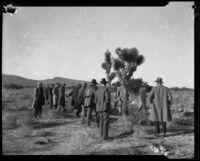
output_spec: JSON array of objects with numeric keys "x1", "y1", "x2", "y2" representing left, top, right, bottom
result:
[
  {"x1": 32, "y1": 77, "x2": 173, "y2": 139},
  {"x1": 32, "y1": 82, "x2": 66, "y2": 119},
  {"x1": 67, "y1": 78, "x2": 110, "y2": 140}
]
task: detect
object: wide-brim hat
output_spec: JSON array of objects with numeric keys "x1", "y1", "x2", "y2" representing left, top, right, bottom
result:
[
  {"x1": 155, "y1": 77, "x2": 163, "y2": 83},
  {"x1": 100, "y1": 78, "x2": 108, "y2": 84},
  {"x1": 91, "y1": 79, "x2": 98, "y2": 84}
]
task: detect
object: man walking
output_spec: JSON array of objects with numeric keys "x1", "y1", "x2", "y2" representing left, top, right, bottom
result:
[
  {"x1": 58, "y1": 83, "x2": 66, "y2": 112},
  {"x1": 148, "y1": 77, "x2": 173, "y2": 137},
  {"x1": 96, "y1": 78, "x2": 110, "y2": 140},
  {"x1": 48, "y1": 83, "x2": 54, "y2": 109},
  {"x1": 77, "y1": 83, "x2": 87, "y2": 123},
  {"x1": 52, "y1": 82, "x2": 59, "y2": 110},
  {"x1": 32, "y1": 82, "x2": 45, "y2": 119},
  {"x1": 138, "y1": 84, "x2": 148, "y2": 124},
  {"x1": 84, "y1": 79, "x2": 98, "y2": 126}
]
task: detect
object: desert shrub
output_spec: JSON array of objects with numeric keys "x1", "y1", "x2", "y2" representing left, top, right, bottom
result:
[
  {"x1": 128, "y1": 78, "x2": 152, "y2": 96},
  {"x1": 2, "y1": 110, "x2": 19, "y2": 129},
  {"x1": 3, "y1": 84, "x2": 23, "y2": 89}
]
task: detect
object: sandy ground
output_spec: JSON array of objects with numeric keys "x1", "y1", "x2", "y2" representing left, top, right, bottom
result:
[{"x1": 2, "y1": 106, "x2": 194, "y2": 158}]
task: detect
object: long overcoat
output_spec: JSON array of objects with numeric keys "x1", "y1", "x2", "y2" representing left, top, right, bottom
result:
[
  {"x1": 84, "y1": 85, "x2": 96, "y2": 108},
  {"x1": 95, "y1": 86, "x2": 110, "y2": 112},
  {"x1": 58, "y1": 86, "x2": 65, "y2": 107},
  {"x1": 32, "y1": 87, "x2": 45, "y2": 109},
  {"x1": 78, "y1": 85, "x2": 87, "y2": 105},
  {"x1": 148, "y1": 85, "x2": 172, "y2": 122},
  {"x1": 53, "y1": 86, "x2": 59, "y2": 106}
]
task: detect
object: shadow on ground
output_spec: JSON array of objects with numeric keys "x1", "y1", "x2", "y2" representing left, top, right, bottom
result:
[
  {"x1": 108, "y1": 130, "x2": 134, "y2": 140},
  {"x1": 31, "y1": 120, "x2": 77, "y2": 129},
  {"x1": 88, "y1": 145, "x2": 147, "y2": 155}
]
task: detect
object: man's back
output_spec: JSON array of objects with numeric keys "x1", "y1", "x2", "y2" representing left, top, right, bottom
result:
[{"x1": 96, "y1": 86, "x2": 110, "y2": 112}]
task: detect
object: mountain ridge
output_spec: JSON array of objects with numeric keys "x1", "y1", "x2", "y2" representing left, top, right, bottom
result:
[{"x1": 2, "y1": 74, "x2": 89, "y2": 87}]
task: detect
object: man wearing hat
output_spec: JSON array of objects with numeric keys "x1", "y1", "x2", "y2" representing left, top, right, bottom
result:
[
  {"x1": 148, "y1": 77, "x2": 173, "y2": 137},
  {"x1": 32, "y1": 82, "x2": 45, "y2": 119},
  {"x1": 52, "y1": 82, "x2": 59, "y2": 110},
  {"x1": 48, "y1": 83, "x2": 54, "y2": 109},
  {"x1": 84, "y1": 79, "x2": 98, "y2": 126},
  {"x1": 77, "y1": 83, "x2": 87, "y2": 118},
  {"x1": 58, "y1": 83, "x2": 66, "y2": 112},
  {"x1": 95, "y1": 78, "x2": 111, "y2": 140},
  {"x1": 67, "y1": 84, "x2": 81, "y2": 115}
]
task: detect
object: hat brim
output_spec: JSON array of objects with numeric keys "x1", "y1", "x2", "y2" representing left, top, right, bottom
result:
[
  {"x1": 155, "y1": 80, "x2": 164, "y2": 83},
  {"x1": 91, "y1": 82, "x2": 97, "y2": 84},
  {"x1": 100, "y1": 81, "x2": 108, "y2": 84}
]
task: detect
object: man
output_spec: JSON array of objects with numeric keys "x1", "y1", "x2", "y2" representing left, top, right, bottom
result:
[
  {"x1": 138, "y1": 84, "x2": 148, "y2": 124},
  {"x1": 52, "y1": 82, "x2": 59, "y2": 110},
  {"x1": 67, "y1": 84, "x2": 81, "y2": 115},
  {"x1": 32, "y1": 82, "x2": 45, "y2": 119},
  {"x1": 48, "y1": 83, "x2": 54, "y2": 109},
  {"x1": 84, "y1": 79, "x2": 98, "y2": 126},
  {"x1": 44, "y1": 84, "x2": 49, "y2": 103},
  {"x1": 148, "y1": 77, "x2": 173, "y2": 137},
  {"x1": 77, "y1": 83, "x2": 87, "y2": 122},
  {"x1": 95, "y1": 78, "x2": 110, "y2": 140},
  {"x1": 58, "y1": 83, "x2": 66, "y2": 112}
]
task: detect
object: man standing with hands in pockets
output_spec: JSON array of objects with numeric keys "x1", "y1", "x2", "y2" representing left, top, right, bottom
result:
[
  {"x1": 148, "y1": 77, "x2": 173, "y2": 137},
  {"x1": 95, "y1": 78, "x2": 111, "y2": 140}
]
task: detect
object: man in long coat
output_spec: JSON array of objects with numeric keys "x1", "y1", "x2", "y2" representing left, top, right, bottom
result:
[
  {"x1": 32, "y1": 82, "x2": 45, "y2": 119},
  {"x1": 58, "y1": 83, "x2": 66, "y2": 112},
  {"x1": 48, "y1": 83, "x2": 54, "y2": 109},
  {"x1": 77, "y1": 83, "x2": 87, "y2": 121},
  {"x1": 52, "y1": 83, "x2": 59, "y2": 110},
  {"x1": 148, "y1": 77, "x2": 173, "y2": 137},
  {"x1": 84, "y1": 79, "x2": 99, "y2": 126},
  {"x1": 138, "y1": 85, "x2": 148, "y2": 124},
  {"x1": 95, "y1": 78, "x2": 110, "y2": 140}
]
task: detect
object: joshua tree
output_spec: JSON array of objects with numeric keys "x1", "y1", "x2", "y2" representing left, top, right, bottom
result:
[
  {"x1": 102, "y1": 47, "x2": 145, "y2": 115},
  {"x1": 101, "y1": 50, "x2": 116, "y2": 90}
]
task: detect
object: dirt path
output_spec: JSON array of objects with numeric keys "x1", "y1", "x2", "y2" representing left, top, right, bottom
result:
[{"x1": 2, "y1": 108, "x2": 194, "y2": 158}]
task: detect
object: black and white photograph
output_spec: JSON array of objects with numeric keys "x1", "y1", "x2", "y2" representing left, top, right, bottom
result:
[{"x1": 2, "y1": 2, "x2": 195, "y2": 158}]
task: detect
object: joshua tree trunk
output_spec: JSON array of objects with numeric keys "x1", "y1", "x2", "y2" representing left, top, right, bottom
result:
[{"x1": 122, "y1": 85, "x2": 128, "y2": 115}]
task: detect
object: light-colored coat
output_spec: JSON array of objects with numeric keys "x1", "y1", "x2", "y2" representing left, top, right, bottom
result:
[
  {"x1": 53, "y1": 86, "x2": 59, "y2": 106},
  {"x1": 148, "y1": 85, "x2": 172, "y2": 122}
]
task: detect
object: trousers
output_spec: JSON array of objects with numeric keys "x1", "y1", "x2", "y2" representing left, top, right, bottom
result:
[
  {"x1": 98, "y1": 112, "x2": 109, "y2": 139},
  {"x1": 34, "y1": 106, "x2": 42, "y2": 118},
  {"x1": 154, "y1": 121, "x2": 166, "y2": 134}
]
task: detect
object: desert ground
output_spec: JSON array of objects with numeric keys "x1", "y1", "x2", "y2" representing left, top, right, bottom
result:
[{"x1": 2, "y1": 87, "x2": 194, "y2": 158}]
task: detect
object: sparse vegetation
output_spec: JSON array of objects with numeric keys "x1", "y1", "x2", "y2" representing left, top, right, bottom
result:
[{"x1": 2, "y1": 87, "x2": 194, "y2": 157}]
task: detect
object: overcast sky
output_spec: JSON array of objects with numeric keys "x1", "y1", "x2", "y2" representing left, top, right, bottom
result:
[{"x1": 3, "y1": 2, "x2": 194, "y2": 88}]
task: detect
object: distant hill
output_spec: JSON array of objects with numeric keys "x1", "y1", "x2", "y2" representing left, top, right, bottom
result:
[{"x1": 2, "y1": 74, "x2": 89, "y2": 88}]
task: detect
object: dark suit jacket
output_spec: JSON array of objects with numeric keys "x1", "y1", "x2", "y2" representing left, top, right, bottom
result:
[{"x1": 95, "y1": 86, "x2": 110, "y2": 112}]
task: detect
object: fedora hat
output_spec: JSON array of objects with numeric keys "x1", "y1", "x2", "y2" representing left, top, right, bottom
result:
[
  {"x1": 91, "y1": 79, "x2": 98, "y2": 84},
  {"x1": 155, "y1": 77, "x2": 163, "y2": 83},
  {"x1": 100, "y1": 78, "x2": 108, "y2": 85}
]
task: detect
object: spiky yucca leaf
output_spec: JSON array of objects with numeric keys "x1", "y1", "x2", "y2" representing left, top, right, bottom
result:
[
  {"x1": 115, "y1": 47, "x2": 122, "y2": 55},
  {"x1": 101, "y1": 62, "x2": 111, "y2": 73},
  {"x1": 113, "y1": 58, "x2": 124, "y2": 71},
  {"x1": 101, "y1": 62, "x2": 107, "y2": 71},
  {"x1": 120, "y1": 48, "x2": 139, "y2": 63},
  {"x1": 109, "y1": 72, "x2": 116, "y2": 81},
  {"x1": 106, "y1": 64, "x2": 111, "y2": 73},
  {"x1": 105, "y1": 50, "x2": 111, "y2": 64},
  {"x1": 136, "y1": 55, "x2": 145, "y2": 65}
]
